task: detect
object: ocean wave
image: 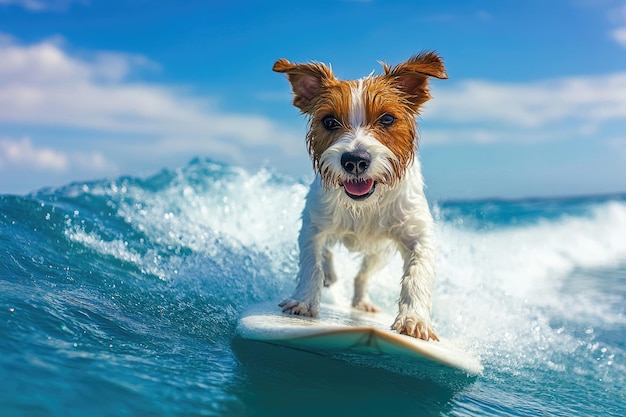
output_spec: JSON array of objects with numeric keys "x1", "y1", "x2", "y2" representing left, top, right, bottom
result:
[{"x1": 2, "y1": 157, "x2": 625, "y2": 400}]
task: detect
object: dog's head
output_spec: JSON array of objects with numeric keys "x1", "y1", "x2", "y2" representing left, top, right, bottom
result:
[{"x1": 274, "y1": 52, "x2": 446, "y2": 203}]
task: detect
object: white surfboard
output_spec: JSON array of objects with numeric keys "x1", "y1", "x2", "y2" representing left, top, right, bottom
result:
[{"x1": 236, "y1": 302, "x2": 482, "y2": 380}]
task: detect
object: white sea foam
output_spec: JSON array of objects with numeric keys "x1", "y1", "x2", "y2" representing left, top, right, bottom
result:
[
  {"x1": 312, "y1": 197, "x2": 626, "y2": 380},
  {"x1": 118, "y1": 167, "x2": 306, "y2": 254},
  {"x1": 65, "y1": 166, "x2": 307, "y2": 282},
  {"x1": 432, "y1": 200, "x2": 626, "y2": 379}
]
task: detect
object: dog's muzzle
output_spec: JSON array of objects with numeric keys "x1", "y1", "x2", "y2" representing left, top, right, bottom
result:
[{"x1": 340, "y1": 151, "x2": 376, "y2": 200}]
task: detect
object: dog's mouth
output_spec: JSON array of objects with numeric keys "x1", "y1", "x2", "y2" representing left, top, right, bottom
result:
[{"x1": 341, "y1": 178, "x2": 376, "y2": 200}]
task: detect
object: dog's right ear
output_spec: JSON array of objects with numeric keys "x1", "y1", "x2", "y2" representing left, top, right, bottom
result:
[{"x1": 273, "y1": 59, "x2": 335, "y2": 114}]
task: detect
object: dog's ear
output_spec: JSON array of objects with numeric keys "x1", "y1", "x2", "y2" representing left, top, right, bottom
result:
[
  {"x1": 382, "y1": 51, "x2": 447, "y2": 111},
  {"x1": 273, "y1": 59, "x2": 336, "y2": 114}
]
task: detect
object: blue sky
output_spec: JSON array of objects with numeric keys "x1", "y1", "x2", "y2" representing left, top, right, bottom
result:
[{"x1": 1, "y1": 0, "x2": 625, "y2": 199}]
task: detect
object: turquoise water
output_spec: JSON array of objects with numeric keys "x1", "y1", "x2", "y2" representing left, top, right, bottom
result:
[{"x1": 1, "y1": 158, "x2": 625, "y2": 416}]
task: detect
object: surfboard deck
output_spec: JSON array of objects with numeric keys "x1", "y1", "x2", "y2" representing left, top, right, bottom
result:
[{"x1": 236, "y1": 302, "x2": 482, "y2": 380}]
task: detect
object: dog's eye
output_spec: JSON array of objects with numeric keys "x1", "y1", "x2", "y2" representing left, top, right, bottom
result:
[
  {"x1": 322, "y1": 115, "x2": 341, "y2": 131},
  {"x1": 380, "y1": 114, "x2": 396, "y2": 127}
]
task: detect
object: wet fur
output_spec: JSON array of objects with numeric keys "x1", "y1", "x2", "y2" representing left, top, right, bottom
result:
[{"x1": 274, "y1": 52, "x2": 447, "y2": 341}]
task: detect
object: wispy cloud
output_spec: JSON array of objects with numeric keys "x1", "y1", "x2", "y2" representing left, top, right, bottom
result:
[
  {"x1": 0, "y1": 137, "x2": 67, "y2": 170},
  {"x1": 425, "y1": 72, "x2": 626, "y2": 144},
  {"x1": 608, "y1": 5, "x2": 626, "y2": 48},
  {"x1": 611, "y1": 26, "x2": 626, "y2": 48},
  {"x1": 418, "y1": 10, "x2": 492, "y2": 23},
  {"x1": 0, "y1": 136, "x2": 112, "y2": 172},
  {"x1": 0, "y1": 0, "x2": 86, "y2": 12},
  {"x1": 0, "y1": 35, "x2": 302, "y2": 173}
]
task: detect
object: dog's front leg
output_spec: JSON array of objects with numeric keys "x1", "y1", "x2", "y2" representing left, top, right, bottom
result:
[
  {"x1": 393, "y1": 233, "x2": 439, "y2": 341},
  {"x1": 279, "y1": 226, "x2": 325, "y2": 317},
  {"x1": 352, "y1": 253, "x2": 386, "y2": 312},
  {"x1": 322, "y1": 247, "x2": 338, "y2": 287}
]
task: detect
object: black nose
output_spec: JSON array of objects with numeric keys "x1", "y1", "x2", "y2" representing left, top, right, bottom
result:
[{"x1": 341, "y1": 151, "x2": 371, "y2": 176}]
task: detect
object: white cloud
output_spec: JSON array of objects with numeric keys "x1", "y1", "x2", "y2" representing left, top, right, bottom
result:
[
  {"x1": 0, "y1": 35, "x2": 302, "y2": 168},
  {"x1": 429, "y1": 74, "x2": 626, "y2": 127},
  {"x1": 0, "y1": 0, "x2": 46, "y2": 11},
  {"x1": 0, "y1": 137, "x2": 66, "y2": 170},
  {"x1": 611, "y1": 27, "x2": 626, "y2": 48},
  {"x1": 608, "y1": 5, "x2": 626, "y2": 48},
  {"x1": 423, "y1": 72, "x2": 626, "y2": 145},
  {"x1": 418, "y1": 10, "x2": 492, "y2": 24},
  {"x1": 0, "y1": 0, "x2": 86, "y2": 12},
  {"x1": 0, "y1": 136, "x2": 113, "y2": 172}
]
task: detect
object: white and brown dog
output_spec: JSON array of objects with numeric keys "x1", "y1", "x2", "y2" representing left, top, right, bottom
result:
[{"x1": 274, "y1": 52, "x2": 447, "y2": 341}]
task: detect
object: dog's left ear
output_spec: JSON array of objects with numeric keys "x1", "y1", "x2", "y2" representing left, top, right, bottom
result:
[
  {"x1": 383, "y1": 51, "x2": 448, "y2": 111},
  {"x1": 273, "y1": 58, "x2": 336, "y2": 114}
]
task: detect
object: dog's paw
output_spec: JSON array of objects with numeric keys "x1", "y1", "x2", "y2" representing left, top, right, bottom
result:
[
  {"x1": 392, "y1": 314, "x2": 439, "y2": 341},
  {"x1": 279, "y1": 299, "x2": 318, "y2": 317},
  {"x1": 352, "y1": 300, "x2": 380, "y2": 313}
]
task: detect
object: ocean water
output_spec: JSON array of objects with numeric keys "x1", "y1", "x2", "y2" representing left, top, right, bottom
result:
[{"x1": 1, "y1": 157, "x2": 625, "y2": 417}]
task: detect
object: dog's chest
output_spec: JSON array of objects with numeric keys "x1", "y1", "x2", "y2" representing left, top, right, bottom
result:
[
  {"x1": 327, "y1": 205, "x2": 397, "y2": 254},
  {"x1": 306, "y1": 175, "x2": 427, "y2": 254}
]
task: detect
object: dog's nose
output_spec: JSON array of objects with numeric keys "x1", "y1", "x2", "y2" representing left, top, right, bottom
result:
[{"x1": 341, "y1": 151, "x2": 371, "y2": 176}]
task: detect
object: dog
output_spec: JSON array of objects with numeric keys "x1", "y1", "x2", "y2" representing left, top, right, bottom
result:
[{"x1": 273, "y1": 52, "x2": 447, "y2": 341}]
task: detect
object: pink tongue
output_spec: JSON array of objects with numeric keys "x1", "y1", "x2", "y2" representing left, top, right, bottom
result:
[{"x1": 343, "y1": 179, "x2": 374, "y2": 196}]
